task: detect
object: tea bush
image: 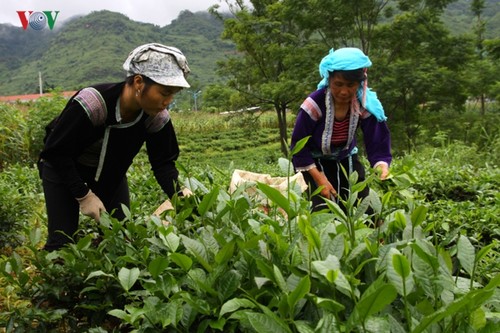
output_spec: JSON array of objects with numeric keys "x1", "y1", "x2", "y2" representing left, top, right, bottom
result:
[
  {"x1": 1, "y1": 162, "x2": 499, "y2": 332},
  {"x1": 0, "y1": 104, "x2": 31, "y2": 168},
  {"x1": 25, "y1": 93, "x2": 68, "y2": 164},
  {"x1": 0, "y1": 92, "x2": 67, "y2": 168},
  {"x1": 0, "y1": 98, "x2": 499, "y2": 331},
  {"x1": 0, "y1": 164, "x2": 45, "y2": 249}
]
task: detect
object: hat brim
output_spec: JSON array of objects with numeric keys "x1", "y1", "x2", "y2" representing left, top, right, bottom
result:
[{"x1": 150, "y1": 76, "x2": 190, "y2": 88}]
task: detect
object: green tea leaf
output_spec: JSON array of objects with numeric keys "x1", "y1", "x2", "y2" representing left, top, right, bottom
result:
[
  {"x1": 273, "y1": 264, "x2": 288, "y2": 293},
  {"x1": 470, "y1": 308, "x2": 486, "y2": 330},
  {"x1": 353, "y1": 195, "x2": 371, "y2": 221},
  {"x1": 219, "y1": 298, "x2": 256, "y2": 318},
  {"x1": 394, "y1": 210, "x2": 407, "y2": 230},
  {"x1": 293, "y1": 320, "x2": 316, "y2": 333},
  {"x1": 118, "y1": 267, "x2": 140, "y2": 292},
  {"x1": 386, "y1": 249, "x2": 414, "y2": 296},
  {"x1": 208, "y1": 317, "x2": 226, "y2": 330},
  {"x1": 257, "y1": 182, "x2": 292, "y2": 218},
  {"x1": 148, "y1": 257, "x2": 169, "y2": 278},
  {"x1": 410, "y1": 240, "x2": 439, "y2": 270},
  {"x1": 246, "y1": 311, "x2": 292, "y2": 333},
  {"x1": 381, "y1": 191, "x2": 393, "y2": 209},
  {"x1": 76, "y1": 234, "x2": 92, "y2": 250},
  {"x1": 368, "y1": 188, "x2": 382, "y2": 214},
  {"x1": 108, "y1": 309, "x2": 129, "y2": 321},
  {"x1": 160, "y1": 231, "x2": 180, "y2": 252},
  {"x1": 181, "y1": 235, "x2": 211, "y2": 272},
  {"x1": 217, "y1": 269, "x2": 242, "y2": 301},
  {"x1": 291, "y1": 136, "x2": 310, "y2": 156},
  {"x1": 278, "y1": 157, "x2": 292, "y2": 175},
  {"x1": 121, "y1": 204, "x2": 132, "y2": 221},
  {"x1": 165, "y1": 299, "x2": 183, "y2": 326},
  {"x1": 215, "y1": 241, "x2": 235, "y2": 264},
  {"x1": 85, "y1": 270, "x2": 114, "y2": 282},
  {"x1": 411, "y1": 205, "x2": 428, "y2": 228},
  {"x1": 197, "y1": 186, "x2": 219, "y2": 216},
  {"x1": 392, "y1": 253, "x2": 411, "y2": 279},
  {"x1": 127, "y1": 305, "x2": 146, "y2": 324},
  {"x1": 314, "y1": 296, "x2": 345, "y2": 313},
  {"x1": 324, "y1": 199, "x2": 348, "y2": 222},
  {"x1": 475, "y1": 243, "x2": 494, "y2": 263},
  {"x1": 170, "y1": 252, "x2": 193, "y2": 271},
  {"x1": 255, "y1": 277, "x2": 271, "y2": 289},
  {"x1": 303, "y1": 224, "x2": 321, "y2": 252},
  {"x1": 255, "y1": 259, "x2": 275, "y2": 280},
  {"x1": 350, "y1": 283, "x2": 397, "y2": 324},
  {"x1": 288, "y1": 275, "x2": 310, "y2": 312},
  {"x1": 457, "y1": 235, "x2": 475, "y2": 276},
  {"x1": 312, "y1": 255, "x2": 340, "y2": 277}
]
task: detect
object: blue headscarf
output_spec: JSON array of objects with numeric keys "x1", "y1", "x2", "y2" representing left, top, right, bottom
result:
[{"x1": 317, "y1": 48, "x2": 386, "y2": 122}]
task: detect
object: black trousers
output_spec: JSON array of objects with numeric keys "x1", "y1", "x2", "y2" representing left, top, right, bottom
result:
[
  {"x1": 301, "y1": 154, "x2": 370, "y2": 213},
  {"x1": 41, "y1": 162, "x2": 130, "y2": 251}
]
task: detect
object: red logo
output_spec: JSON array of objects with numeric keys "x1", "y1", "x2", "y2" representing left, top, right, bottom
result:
[{"x1": 16, "y1": 11, "x2": 60, "y2": 30}]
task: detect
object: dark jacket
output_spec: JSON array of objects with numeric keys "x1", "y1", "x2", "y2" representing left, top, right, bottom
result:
[{"x1": 40, "y1": 82, "x2": 180, "y2": 198}]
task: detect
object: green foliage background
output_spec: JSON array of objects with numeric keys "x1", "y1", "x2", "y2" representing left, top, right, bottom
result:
[
  {"x1": 0, "y1": 0, "x2": 499, "y2": 97},
  {"x1": 1, "y1": 1, "x2": 500, "y2": 331},
  {"x1": 0, "y1": 98, "x2": 499, "y2": 331},
  {"x1": 0, "y1": 10, "x2": 233, "y2": 97}
]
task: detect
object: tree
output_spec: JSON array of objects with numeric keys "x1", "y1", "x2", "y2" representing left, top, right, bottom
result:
[
  {"x1": 214, "y1": 0, "x2": 322, "y2": 156},
  {"x1": 483, "y1": 38, "x2": 500, "y2": 103},
  {"x1": 370, "y1": 7, "x2": 473, "y2": 149},
  {"x1": 202, "y1": 84, "x2": 237, "y2": 112},
  {"x1": 215, "y1": 0, "x2": 487, "y2": 153},
  {"x1": 470, "y1": 0, "x2": 491, "y2": 115}
]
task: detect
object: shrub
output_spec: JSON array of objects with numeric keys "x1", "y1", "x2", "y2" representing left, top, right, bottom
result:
[
  {"x1": 1, "y1": 162, "x2": 499, "y2": 332},
  {"x1": 0, "y1": 164, "x2": 44, "y2": 249}
]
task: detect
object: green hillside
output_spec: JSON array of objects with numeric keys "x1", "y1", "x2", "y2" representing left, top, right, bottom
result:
[
  {"x1": 444, "y1": 0, "x2": 500, "y2": 37},
  {"x1": 0, "y1": 1, "x2": 499, "y2": 96},
  {"x1": 0, "y1": 10, "x2": 232, "y2": 96}
]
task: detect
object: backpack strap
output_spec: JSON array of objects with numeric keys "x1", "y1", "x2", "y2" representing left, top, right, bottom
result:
[
  {"x1": 145, "y1": 109, "x2": 171, "y2": 133},
  {"x1": 73, "y1": 87, "x2": 107, "y2": 126}
]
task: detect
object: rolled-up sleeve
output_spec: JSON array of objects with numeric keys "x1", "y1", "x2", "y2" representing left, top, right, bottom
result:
[
  {"x1": 291, "y1": 109, "x2": 317, "y2": 171},
  {"x1": 360, "y1": 115, "x2": 392, "y2": 167}
]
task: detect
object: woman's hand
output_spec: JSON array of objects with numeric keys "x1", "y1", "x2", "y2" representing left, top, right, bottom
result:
[
  {"x1": 320, "y1": 181, "x2": 337, "y2": 199},
  {"x1": 375, "y1": 163, "x2": 389, "y2": 180},
  {"x1": 308, "y1": 167, "x2": 337, "y2": 199},
  {"x1": 76, "y1": 190, "x2": 106, "y2": 222}
]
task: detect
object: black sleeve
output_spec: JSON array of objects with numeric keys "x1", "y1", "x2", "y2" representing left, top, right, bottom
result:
[{"x1": 145, "y1": 120, "x2": 181, "y2": 198}]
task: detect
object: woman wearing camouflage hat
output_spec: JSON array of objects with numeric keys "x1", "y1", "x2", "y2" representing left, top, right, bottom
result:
[{"x1": 38, "y1": 43, "x2": 190, "y2": 251}]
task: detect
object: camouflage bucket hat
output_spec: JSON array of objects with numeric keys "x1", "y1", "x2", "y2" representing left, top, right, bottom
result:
[{"x1": 123, "y1": 43, "x2": 190, "y2": 88}]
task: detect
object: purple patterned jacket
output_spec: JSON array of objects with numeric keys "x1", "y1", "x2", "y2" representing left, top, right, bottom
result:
[{"x1": 291, "y1": 87, "x2": 392, "y2": 171}]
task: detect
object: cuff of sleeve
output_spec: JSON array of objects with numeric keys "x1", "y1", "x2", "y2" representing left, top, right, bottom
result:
[
  {"x1": 373, "y1": 161, "x2": 389, "y2": 169},
  {"x1": 295, "y1": 163, "x2": 317, "y2": 172},
  {"x1": 76, "y1": 189, "x2": 92, "y2": 201},
  {"x1": 71, "y1": 183, "x2": 90, "y2": 200}
]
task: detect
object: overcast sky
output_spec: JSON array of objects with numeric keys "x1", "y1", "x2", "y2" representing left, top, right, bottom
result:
[{"x1": 1, "y1": 0, "x2": 230, "y2": 27}]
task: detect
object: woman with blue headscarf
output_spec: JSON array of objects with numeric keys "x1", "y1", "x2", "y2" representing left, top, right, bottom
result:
[{"x1": 291, "y1": 47, "x2": 392, "y2": 212}]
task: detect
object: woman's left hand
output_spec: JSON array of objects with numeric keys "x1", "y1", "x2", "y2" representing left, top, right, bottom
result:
[{"x1": 375, "y1": 163, "x2": 389, "y2": 180}]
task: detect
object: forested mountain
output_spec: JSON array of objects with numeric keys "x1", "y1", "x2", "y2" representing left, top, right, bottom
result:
[
  {"x1": 0, "y1": 0, "x2": 499, "y2": 96},
  {"x1": 0, "y1": 10, "x2": 233, "y2": 95},
  {"x1": 444, "y1": 0, "x2": 500, "y2": 37}
]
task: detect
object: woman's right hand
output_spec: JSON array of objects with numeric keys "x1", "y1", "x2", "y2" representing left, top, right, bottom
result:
[
  {"x1": 319, "y1": 181, "x2": 337, "y2": 199},
  {"x1": 76, "y1": 190, "x2": 106, "y2": 222},
  {"x1": 308, "y1": 167, "x2": 337, "y2": 199}
]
